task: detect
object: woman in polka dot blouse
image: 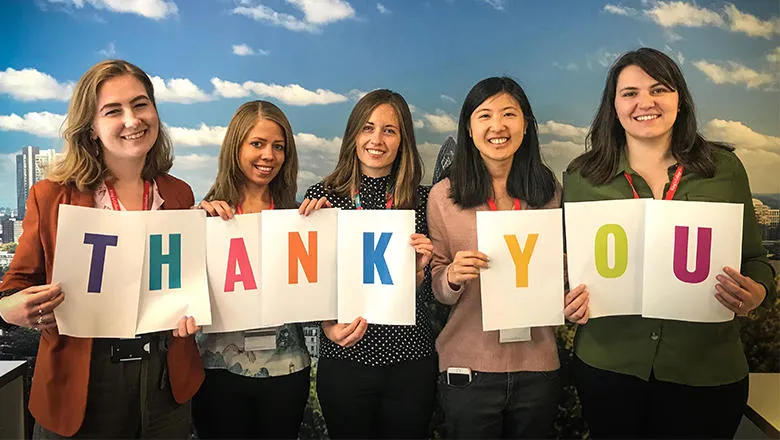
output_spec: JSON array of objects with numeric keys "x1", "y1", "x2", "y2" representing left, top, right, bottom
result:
[{"x1": 299, "y1": 89, "x2": 437, "y2": 438}]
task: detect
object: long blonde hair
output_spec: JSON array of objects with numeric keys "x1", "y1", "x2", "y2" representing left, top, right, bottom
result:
[
  {"x1": 48, "y1": 59, "x2": 173, "y2": 191},
  {"x1": 204, "y1": 100, "x2": 299, "y2": 209},
  {"x1": 323, "y1": 89, "x2": 422, "y2": 209}
]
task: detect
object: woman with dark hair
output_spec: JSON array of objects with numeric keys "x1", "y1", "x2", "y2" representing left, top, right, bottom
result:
[
  {"x1": 193, "y1": 100, "x2": 311, "y2": 439},
  {"x1": 427, "y1": 76, "x2": 561, "y2": 438},
  {"x1": 0, "y1": 59, "x2": 202, "y2": 438},
  {"x1": 299, "y1": 89, "x2": 437, "y2": 438},
  {"x1": 564, "y1": 47, "x2": 774, "y2": 439}
]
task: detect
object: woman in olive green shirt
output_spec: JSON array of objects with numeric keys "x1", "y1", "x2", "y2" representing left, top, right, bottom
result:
[{"x1": 563, "y1": 47, "x2": 775, "y2": 439}]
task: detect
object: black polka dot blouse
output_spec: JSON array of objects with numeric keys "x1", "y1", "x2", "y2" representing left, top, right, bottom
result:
[{"x1": 304, "y1": 174, "x2": 436, "y2": 366}]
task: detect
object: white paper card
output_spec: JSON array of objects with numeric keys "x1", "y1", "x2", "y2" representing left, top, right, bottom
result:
[
  {"x1": 202, "y1": 214, "x2": 264, "y2": 333},
  {"x1": 476, "y1": 209, "x2": 565, "y2": 331},
  {"x1": 565, "y1": 199, "x2": 646, "y2": 318},
  {"x1": 136, "y1": 209, "x2": 211, "y2": 334},
  {"x1": 337, "y1": 210, "x2": 416, "y2": 325},
  {"x1": 260, "y1": 209, "x2": 338, "y2": 324},
  {"x1": 52, "y1": 205, "x2": 145, "y2": 338},
  {"x1": 641, "y1": 200, "x2": 743, "y2": 322}
]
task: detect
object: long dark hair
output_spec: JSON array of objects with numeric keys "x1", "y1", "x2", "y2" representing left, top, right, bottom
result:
[
  {"x1": 323, "y1": 89, "x2": 422, "y2": 209},
  {"x1": 446, "y1": 76, "x2": 556, "y2": 208},
  {"x1": 568, "y1": 47, "x2": 728, "y2": 184}
]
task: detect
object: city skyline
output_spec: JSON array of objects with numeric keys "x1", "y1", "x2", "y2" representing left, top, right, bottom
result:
[{"x1": 0, "y1": 0, "x2": 778, "y2": 208}]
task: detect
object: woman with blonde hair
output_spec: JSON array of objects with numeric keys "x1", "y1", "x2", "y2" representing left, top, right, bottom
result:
[
  {"x1": 194, "y1": 100, "x2": 311, "y2": 439},
  {"x1": 0, "y1": 59, "x2": 203, "y2": 438},
  {"x1": 300, "y1": 89, "x2": 437, "y2": 438}
]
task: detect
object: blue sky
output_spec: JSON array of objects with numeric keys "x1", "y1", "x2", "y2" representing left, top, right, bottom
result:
[{"x1": 1, "y1": 0, "x2": 778, "y2": 208}]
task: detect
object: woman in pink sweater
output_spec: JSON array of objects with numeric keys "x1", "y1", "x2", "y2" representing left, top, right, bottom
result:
[{"x1": 427, "y1": 77, "x2": 562, "y2": 438}]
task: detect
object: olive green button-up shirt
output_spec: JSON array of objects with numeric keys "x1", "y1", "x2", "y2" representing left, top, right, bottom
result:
[{"x1": 563, "y1": 146, "x2": 776, "y2": 386}]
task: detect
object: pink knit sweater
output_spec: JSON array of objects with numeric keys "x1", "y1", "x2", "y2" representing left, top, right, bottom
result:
[{"x1": 427, "y1": 178, "x2": 561, "y2": 373}]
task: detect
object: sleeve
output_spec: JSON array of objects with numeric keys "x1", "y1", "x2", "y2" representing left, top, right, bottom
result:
[
  {"x1": 427, "y1": 182, "x2": 463, "y2": 306},
  {"x1": 1, "y1": 183, "x2": 47, "y2": 293},
  {"x1": 730, "y1": 156, "x2": 776, "y2": 306}
]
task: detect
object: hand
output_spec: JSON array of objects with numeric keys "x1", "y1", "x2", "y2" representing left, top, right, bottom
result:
[
  {"x1": 410, "y1": 233, "x2": 433, "y2": 272},
  {"x1": 172, "y1": 316, "x2": 199, "y2": 337},
  {"x1": 447, "y1": 250, "x2": 489, "y2": 288},
  {"x1": 198, "y1": 200, "x2": 234, "y2": 220},
  {"x1": 715, "y1": 266, "x2": 767, "y2": 316},
  {"x1": 321, "y1": 317, "x2": 368, "y2": 348},
  {"x1": 564, "y1": 283, "x2": 589, "y2": 324},
  {"x1": 298, "y1": 197, "x2": 332, "y2": 216},
  {"x1": 0, "y1": 283, "x2": 63, "y2": 330}
]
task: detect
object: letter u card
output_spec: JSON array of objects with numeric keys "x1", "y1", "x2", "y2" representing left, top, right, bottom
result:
[{"x1": 641, "y1": 200, "x2": 742, "y2": 322}]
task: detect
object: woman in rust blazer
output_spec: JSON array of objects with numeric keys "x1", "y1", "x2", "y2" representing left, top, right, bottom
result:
[{"x1": 0, "y1": 60, "x2": 203, "y2": 438}]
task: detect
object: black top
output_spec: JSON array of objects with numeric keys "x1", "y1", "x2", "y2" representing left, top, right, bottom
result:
[{"x1": 305, "y1": 174, "x2": 436, "y2": 366}]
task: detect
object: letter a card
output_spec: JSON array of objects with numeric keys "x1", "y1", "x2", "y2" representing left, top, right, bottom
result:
[
  {"x1": 337, "y1": 210, "x2": 415, "y2": 325},
  {"x1": 476, "y1": 209, "x2": 564, "y2": 331},
  {"x1": 642, "y1": 200, "x2": 742, "y2": 322},
  {"x1": 136, "y1": 209, "x2": 210, "y2": 335},
  {"x1": 261, "y1": 209, "x2": 338, "y2": 324},
  {"x1": 202, "y1": 213, "x2": 264, "y2": 333},
  {"x1": 564, "y1": 199, "x2": 645, "y2": 318},
  {"x1": 52, "y1": 205, "x2": 145, "y2": 338}
]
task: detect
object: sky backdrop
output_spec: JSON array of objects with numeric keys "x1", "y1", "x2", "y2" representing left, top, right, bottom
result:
[{"x1": 1, "y1": 0, "x2": 778, "y2": 208}]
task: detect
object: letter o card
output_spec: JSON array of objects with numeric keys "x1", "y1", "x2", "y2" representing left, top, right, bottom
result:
[{"x1": 476, "y1": 209, "x2": 564, "y2": 331}]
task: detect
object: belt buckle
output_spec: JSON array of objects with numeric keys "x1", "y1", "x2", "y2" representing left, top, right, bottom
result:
[{"x1": 110, "y1": 336, "x2": 152, "y2": 363}]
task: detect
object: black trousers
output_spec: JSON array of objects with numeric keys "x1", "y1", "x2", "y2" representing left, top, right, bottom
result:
[
  {"x1": 316, "y1": 356, "x2": 437, "y2": 439},
  {"x1": 192, "y1": 367, "x2": 311, "y2": 439},
  {"x1": 437, "y1": 369, "x2": 561, "y2": 439},
  {"x1": 573, "y1": 356, "x2": 749, "y2": 439}
]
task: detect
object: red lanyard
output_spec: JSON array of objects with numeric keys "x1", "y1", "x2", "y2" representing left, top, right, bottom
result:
[
  {"x1": 353, "y1": 191, "x2": 393, "y2": 210},
  {"x1": 623, "y1": 164, "x2": 684, "y2": 200},
  {"x1": 487, "y1": 197, "x2": 522, "y2": 211},
  {"x1": 105, "y1": 180, "x2": 151, "y2": 211},
  {"x1": 235, "y1": 199, "x2": 274, "y2": 214}
]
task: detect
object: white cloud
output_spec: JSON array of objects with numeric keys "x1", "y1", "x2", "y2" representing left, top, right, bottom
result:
[
  {"x1": 211, "y1": 77, "x2": 348, "y2": 105},
  {"x1": 232, "y1": 0, "x2": 354, "y2": 32},
  {"x1": 597, "y1": 50, "x2": 619, "y2": 67},
  {"x1": 538, "y1": 120, "x2": 588, "y2": 142},
  {"x1": 376, "y1": 3, "x2": 390, "y2": 14},
  {"x1": 540, "y1": 140, "x2": 586, "y2": 182},
  {"x1": 98, "y1": 41, "x2": 116, "y2": 57},
  {"x1": 296, "y1": 132, "x2": 344, "y2": 196},
  {"x1": 0, "y1": 112, "x2": 66, "y2": 138},
  {"x1": 169, "y1": 153, "x2": 218, "y2": 201},
  {"x1": 210, "y1": 78, "x2": 251, "y2": 99},
  {"x1": 603, "y1": 4, "x2": 637, "y2": 16},
  {"x1": 232, "y1": 43, "x2": 254, "y2": 56},
  {"x1": 723, "y1": 4, "x2": 780, "y2": 39},
  {"x1": 422, "y1": 111, "x2": 458, "y2": 133},
  {"x1": 768, "y1": 47, "x2": 780, "y2": 63},
  {"x1": 553, "y1": 62, "x2": 579, "y2": 71},
  {"x1": 413, "y1": 119, "x2": 425, "y2": 129},
  {"x1": 703, "y1": 119, "x2": 780, "y2": 194},
  {"x1": 440, "y1": 94, "x2": 457, "y2": 103},
  {"x1": 482, "y1": 0, "x2": 505, "y2": 11},
  {"x1": 692, "y1": 60, "x2": 774, "y2": 89},
  {"x1": 46, "y1": 0, "x2": 178, "y2": 20},
  {"x1": 150, "y1": 76, "x2": 212, "y2": 103},
  {"x1": 664, "y1": 44, "x2": 685, "y2": 65},
  {"x1": 703, "y1": 119, "x2": 780, "y2": 152},
  {"x1": 294, "y1": 132, "x2": 342, "y2": 153},
  {"x1": 0, "y1": 68, "x2": 74, "y2": 101},
  {"x1": 645, "y1": 1, "x2": 724, "y2": 28},
  {"x1": 167, "y1": 123, "x2": 227, "y2": 147}
]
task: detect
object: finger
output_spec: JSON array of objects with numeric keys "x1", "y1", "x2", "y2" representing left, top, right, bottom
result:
[
  {"x1": 30, "y1": 284, "x2": 62, "y2": 305},
  {"x1": 714, "y1": 292, "x2": 741, "y2": 315},
  {"x1": 454, "y1": 266, "x2": 482, "y2": 276},
  {"x1": 298, "y1": 198, "x2": 311, "y2": 215},
  {"x1": 186, "y1": 317, "x2": 199, "y2": 335},
  {"x1": 456, "y1": 251, "x2": 490, "y2": 262},
  {"x1": 213, "y1": 201, "x2": 234, "y2": 220},
  {"x1": 344, "y1": 318, "x2": 369, "y2": 347},
  {"x1": 304, "y1": 198, "x2": 320, "y2": 216},
  {"x1": 565, "y1": 290, "x2": 589, "y2": 314},
  {"x1": 564, "y1": 284, "x2": 587, "y2": 305},
  {"x1": 715, "y1": 274, "x2": 745, "y2": 300},
  {"x1": 460, "y1": 257, "x2": 490, "y2": 269},
  {"x1": 314, "y1": 197, "x2": 330, "y2": 210},
  {"x1": 176, "y1": 317, "x2": 188, "y2": 337},
  {"x1": 715, "y1": 285, "x2": 744, "y2": 311},
  {"x1": 413, "y1": 244, "x2": 434, "y2": 253},
  {"x1": 722, "y1": 267, "x2": 749, "y2": 287},
  {"x1": 199, "y1": 201, "x2": 218, "y2": 216}
]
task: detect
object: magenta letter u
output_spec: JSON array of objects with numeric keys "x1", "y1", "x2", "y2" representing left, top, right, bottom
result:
[{"x1": 672, "y1": 226, "x2": 712, "y2": 284}]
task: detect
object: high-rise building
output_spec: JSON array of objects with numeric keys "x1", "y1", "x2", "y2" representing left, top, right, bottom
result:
[
  {"x1": 16, "y1": 146, "x2": 56, "y2": 219},
  {"x1": 1, "y1": 217, "x2": 15, "y2": 244}
]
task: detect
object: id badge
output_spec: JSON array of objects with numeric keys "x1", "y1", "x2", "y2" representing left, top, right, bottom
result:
[
  {"x1": 499, "y1": 328, "x2": 531, "y2": 343},
  {"x1": 244, "y1": 328, "x2": 277, "y2": 351}
]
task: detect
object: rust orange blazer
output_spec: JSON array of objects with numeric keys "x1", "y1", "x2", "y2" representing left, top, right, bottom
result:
[{"x1": 0, "y1": 175, "x2": 204, "y2": 437}]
